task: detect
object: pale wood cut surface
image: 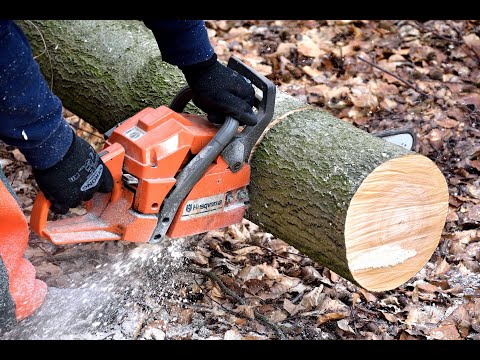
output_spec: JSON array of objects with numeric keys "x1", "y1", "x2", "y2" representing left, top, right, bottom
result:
[{"x1": 345, "y1": 154, "x2": 449, "y2": 292}]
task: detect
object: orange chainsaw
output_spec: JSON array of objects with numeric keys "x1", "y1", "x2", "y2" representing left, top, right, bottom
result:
[{"x1": 30, "y1": 57, "x2": 276, "y2": 245}]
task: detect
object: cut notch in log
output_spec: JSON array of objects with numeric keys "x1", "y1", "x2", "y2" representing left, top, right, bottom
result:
[{"x1": 345, "y1": 154, "x2": 448, "y2": 292}]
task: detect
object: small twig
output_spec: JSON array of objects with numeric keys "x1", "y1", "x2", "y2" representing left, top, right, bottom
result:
[
  {"x1": 413, "y1": 20, "x2": 462, "y2": 45},
  {"x1": 358, "y1": 56, "x2": 430, "y2": 98},
  {"x1": 412, "y1": 21, "x2": 480, "y2": 64},
  {"x1": 192, "y1": 276, "x2": 285, "y2": 336},
  {"x1": 182, "y1": 303, "x2": 219, "y2": 314},
  {"x1": 191, "y1": 266, "x2": 246, "y2": 305},
  {"x1": 193, "y1": 277, "x2": 241, "y2": 317},
  {"x1": 189, "y1": 265, "x2": 287, "y2": 340},
  {"x1": 34, "y1": 243, "x2": 75, "y2": 282},
  {"x1": 25, "y1": 20, "x2": 54, "y2": 90},
  {"x1": 68, "y1": 123, "x2": 105, "y2": 141},
  {"x1": 132, "y1": 312, "x2": 146, "y2": 340}
]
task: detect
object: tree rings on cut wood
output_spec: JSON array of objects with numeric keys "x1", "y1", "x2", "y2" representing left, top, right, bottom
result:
[{"x1": 345, "y1": 154, "x2": 448, "y2": 292}]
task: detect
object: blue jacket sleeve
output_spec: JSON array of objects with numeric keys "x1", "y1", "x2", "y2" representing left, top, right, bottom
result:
[
  {"x1": 143, "y1": 20, "x2": 215, "y2": 67},
  {"x1": 0, "y1": 20, "x2": 73, "y2": 170}
]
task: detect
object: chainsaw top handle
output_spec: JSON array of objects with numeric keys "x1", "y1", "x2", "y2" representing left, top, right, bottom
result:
[
  {"x1": 170, "y1": 56, "x2": 276, "y2": 172},
  {"x1": 150, "y1": 57, "x2": 275, "y2": 242}
]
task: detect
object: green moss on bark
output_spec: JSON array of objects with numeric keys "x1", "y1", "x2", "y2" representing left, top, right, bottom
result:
[{"x1": 18, "y1": 20, "x2": 187, "y2": 132}]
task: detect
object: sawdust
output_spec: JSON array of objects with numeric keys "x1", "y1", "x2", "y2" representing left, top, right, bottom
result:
[
  {"x1": 348, "y1": 244, "x2": 417, "y2": 271},
  {"x1": 1, "y1": 238, "x2": 191, "y2": 339}
]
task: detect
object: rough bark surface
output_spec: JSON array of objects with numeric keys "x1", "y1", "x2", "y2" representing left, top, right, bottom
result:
[
  {"x1": 18, "y1": 20, "x2": 445, "y2": 289},
  {"x1": 18, "y1": 20, "x2": 187, "y2": 133},
  {"x1": 249, "y1": 93, "x2": 409, "y2": 283}
]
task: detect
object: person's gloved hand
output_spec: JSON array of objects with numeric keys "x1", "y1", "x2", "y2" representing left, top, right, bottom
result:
[
  {"x1": 32, "y1": 132, "x2": 113, "y2": 214},
  {"x1": 180, "y1": 54, "x2": 257, "y2": 126}
]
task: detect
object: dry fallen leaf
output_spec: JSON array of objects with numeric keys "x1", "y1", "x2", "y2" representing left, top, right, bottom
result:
[
  {"x1": 273, "y1": 42, "x2": 296, "y2": 57},
  {"x1": 350, "y1": 85, "x2": 378, "y2": 109},
  {"x1": 466, "y1": 183, "x2": 480, "y2": 200},
  {"x1": 352, "y1": 293, "x2": 360, "y2": 308},
  {"x1": 465, "y1": 204, "x2": 480, "y2": 223},
  {"x1": 179, "y1": 309, "x2": 193, "y2": 325},
  {"x1": 233, "y1": 246, "x2": 264, "y2": 256},
  {"x1": 436, "y1": 117, "x2": 459, "y2": 129},
  {"x1": 426, "y1": 128, "x2": 444, "y2": 150},
  {"x1": 299, "y1": 286, "x2": 324, "y2": 309},
  {"x1": 433, "y1": 258, "x2": 451, "y2": 276},
  {"x1": 463, "y1": 33, "x2": 480, "y2": 51},
  {"x1": 460, "y1": 93, "x2": 480, "y2": 108},
  {"x1": 283, "y1": 298, "x2": 298, "y2": 316},
  {"x1": 316, "y1": 312, "x2": 346, "y2": 326},
  {"x1": 244, "y1": 279, "x2": 268, "y2": 295},
  {"x1": 283, "y1": 286, "x2": 325, "y2": 316},
  {"x1": 234, "y1": 305, "x2": 255, "y2": 319},
  {"x1": 0, "y1": 158, "x2": 13, "y2": 168},
  {"x1": 416, "y1": 281, "x2": 441, "y2": 294},
  {"x1": 428, "y1": 323, "x2": 461, "y2": 340},
  {"x1": 224, "y1": 329, "x2": 244, "y2": 340},
  {"x1": 12, "y1": 149, "x2": 27, "y2": 162},
  {"x1": 238, "y1": 263, "x2": 280, "y2": 281},
  {"x1": 405, "y1": 305, "x2": 445, "y2": 327},
  {"x1": 399, "y1": 331, "x2": 420, "y2": 340},
  {"x1": 256, "y1": 263, "x2": 281, "y2": 280},
  {"x1": 297, "y1": 35, "x2": 324, "y2": 58},
  {"x1": 318, "y1": 298, "x2": 350, "y2": 315},
  {"x1": 301, "y1": 266, "x2": 322, "y2": 283},
  {"x1": 337, "y1": 319, "x2": 355, "y2": 334},
  {"x1": 329, "y1": 270, "x2": 339, "y2": 283},
  {"x1": 381, "y1": 311, "x2": 398, "y2": 323},
  {"x1": 261, "y1": 276, "x2": 302, "y2": 299},
  {"x1": 358, "y1": 288, "x2": 378, "y2": 303},
  {"x1": 267, "y1": 239, "x2": 291, "y2": 253},
  {"x1": 184, "y1": 251, "x2": 209, "y2": 266},
  {"x1": 448, "y1": 230, "x2": 479, "y2": 244},
  {"x1": 268, "y1": 309, "x2": 288, "y2": 323}
]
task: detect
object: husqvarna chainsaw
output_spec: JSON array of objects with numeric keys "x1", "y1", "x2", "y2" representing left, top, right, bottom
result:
[{"x1": 29, "y1": 57, "x2": 416, "y2": 246}]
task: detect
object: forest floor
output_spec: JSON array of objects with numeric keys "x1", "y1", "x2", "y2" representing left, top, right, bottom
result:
[{"x1": 1, "y1": 20, "x2": 479, "y2": 340}]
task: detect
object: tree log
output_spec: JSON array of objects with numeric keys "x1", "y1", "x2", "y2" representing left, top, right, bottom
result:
[{"x1": 18, "y1": 20, "x2": 449, "y2": 291}]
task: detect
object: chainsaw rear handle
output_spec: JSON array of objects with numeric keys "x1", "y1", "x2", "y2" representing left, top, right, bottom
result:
[
  {"x1": 170, "y1": 56, "x2": 276, "y2": 172},
  {"x1": 30, "y1": 144, "x2": 125, "y2": 239}
]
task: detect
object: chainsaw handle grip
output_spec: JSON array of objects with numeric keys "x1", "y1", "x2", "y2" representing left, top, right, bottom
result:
[
  {"x1": 170, "y1": 56, "x2": 276, "y2": 172},
  {"x1": 170, "y1": 56, "x2": 275, "y2": 125},
  {"x1": 30, "y1": 192, "x2": 52, "y2": 238},
  {"x1": 226, "y1": 56, "x2": 275, "y2": 127},
  {"x1": 30, "y1": 143, "x2": 126, "y2": 238}
]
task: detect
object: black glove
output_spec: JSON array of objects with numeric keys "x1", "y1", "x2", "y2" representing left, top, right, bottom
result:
[
  {"x1": 33, "y1": 132, "x2": 114, "y2": 214},
  {"x1": 180, "y1": 54, "x2": 257, "y2": 126}
]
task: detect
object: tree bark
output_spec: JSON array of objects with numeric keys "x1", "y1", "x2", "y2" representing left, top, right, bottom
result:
[{"x1": 18, "y1": 20, "x2": 449, "y2": 291}]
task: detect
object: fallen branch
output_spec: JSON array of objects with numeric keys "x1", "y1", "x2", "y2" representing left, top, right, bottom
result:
[
  {"x1": 412, "y1": 20, "x2": 480, "y2": 64},
  {"x1": 188, "y1": 265, "x2": 287, "y2": 340},
  {"x1": 358, "y1": 56, "x2": 430, "y2": 98}
]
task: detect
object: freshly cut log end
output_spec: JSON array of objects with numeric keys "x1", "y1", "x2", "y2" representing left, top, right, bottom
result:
[{"x1": 345, "y1": 154, "x2": 449, "y2": 292}]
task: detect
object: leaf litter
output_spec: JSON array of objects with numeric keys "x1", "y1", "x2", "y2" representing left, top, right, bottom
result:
[{"x1": 1, "y1": 20, "x2": 480, "y2": 339}]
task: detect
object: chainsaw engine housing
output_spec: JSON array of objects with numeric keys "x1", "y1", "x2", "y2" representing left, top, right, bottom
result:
[{"x1": 106, "y1": 106, "x2": 250, "y2": 239}]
